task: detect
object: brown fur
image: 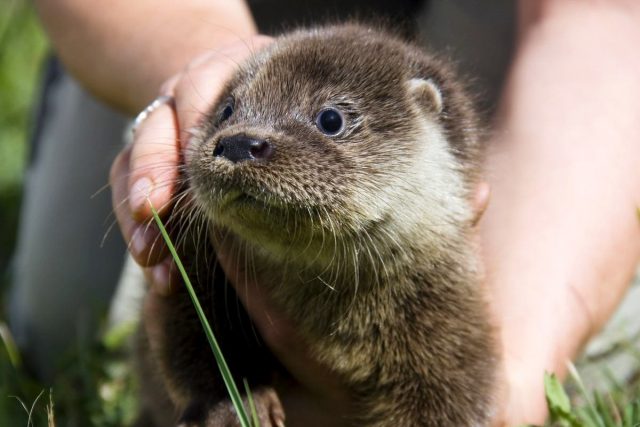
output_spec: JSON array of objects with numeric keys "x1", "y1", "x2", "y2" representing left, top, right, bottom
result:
[{"x1": 137, "y1": 24, "x2": 497, "y2": 427}]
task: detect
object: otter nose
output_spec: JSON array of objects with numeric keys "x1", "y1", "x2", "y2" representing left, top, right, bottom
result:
[{"x1": 213, "y1": 135, "x2": 273, "y2": 163}]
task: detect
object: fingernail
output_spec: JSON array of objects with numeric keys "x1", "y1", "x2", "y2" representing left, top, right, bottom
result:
[{"x1": 130, "y1": 177, "x2": 154, "y2": 213}]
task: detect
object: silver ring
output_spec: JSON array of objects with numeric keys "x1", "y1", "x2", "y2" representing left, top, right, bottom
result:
[{"x1": 131, "y1": 95, "x2": 174, "y2": 134}]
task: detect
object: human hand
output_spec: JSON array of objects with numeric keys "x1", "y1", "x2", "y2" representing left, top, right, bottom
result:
[{"x1": 110, "y1": 35, "x2": 273, "y2": 294}]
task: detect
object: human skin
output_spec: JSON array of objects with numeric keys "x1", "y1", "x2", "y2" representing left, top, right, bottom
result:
[
  {"x1": 35, "y1": 0, "x2": 258, "y2": 114},
  {"x1": 481, "y1": 1, "x2": 640, "y2": 423},
  {"x1": 40, "y1": 0, "x2": 640, "y2": 425}
]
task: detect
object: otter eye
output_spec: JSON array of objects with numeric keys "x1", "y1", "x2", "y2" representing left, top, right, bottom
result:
[
  {"x1": 316, "y1": 108, "x2": 345, "y2": 136},
  {"x1": 220, "y1": 99, "x2": 234, "y2": 123}
]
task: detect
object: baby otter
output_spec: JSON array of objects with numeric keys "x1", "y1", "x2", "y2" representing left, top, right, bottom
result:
[{"x1": 136, "y1": 24, "x2": 497, "y2": 427}]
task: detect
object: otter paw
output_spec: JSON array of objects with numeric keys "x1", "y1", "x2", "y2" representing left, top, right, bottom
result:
[{"x1": 178, "y1": 387, "x2": 285, "y2": 427}]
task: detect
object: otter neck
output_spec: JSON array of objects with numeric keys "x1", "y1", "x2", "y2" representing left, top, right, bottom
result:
[{"x1": 221, "y1": 223, "x2": 476, "y2": 325}]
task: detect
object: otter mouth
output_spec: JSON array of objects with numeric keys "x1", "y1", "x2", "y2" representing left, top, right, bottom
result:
[
  {"x1": 216, "y1": 189, "x2": 246, "y2": 210},
  {"x1": 212, "y1": 187, "x2": 277, "y2": 215},
  {"x1": 193, "y1": 173, "x2": 319, "y2": 240},
  {"x1": 210, "y1": 186, "x2": 311, "y2": 231}
]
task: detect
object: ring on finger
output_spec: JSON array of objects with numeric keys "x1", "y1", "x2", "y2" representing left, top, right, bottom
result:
[{"x1": 131, "y1": 95, "x2": 175, "y2": 135}]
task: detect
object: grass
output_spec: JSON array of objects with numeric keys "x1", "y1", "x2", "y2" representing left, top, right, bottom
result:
[
  {"x1": 541, "y1": 366, "x2": 640, "y2": 427},
  {"x1": 0, "y1": 1, "x2": 638, "y2": 426},
  {"x1": 0, "y1": 317, "x2": 139, "y2": 426},
  {"x1": 150, "y1": 204, "x2": 255, "y2": 427},
  {"x1": 0, "y1": 0, "x2": 47, "y2": 277}
]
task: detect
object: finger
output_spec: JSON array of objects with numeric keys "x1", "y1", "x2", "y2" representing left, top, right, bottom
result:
[
  {"x1": 111, "y1": 147, "x2": 170, "y2": 266},
  {"x1": 143, "y1": 258, "x2": 180, "y2": 296},
  {"x1": 142, "y1": 280, "x2": 169, "y2": 351},
  {"x1": 128, "y1": 98, "x2": 180, "y2": 221},
  {"x1": 174, "y1": 36, "x2": 273, "y2": 156}
]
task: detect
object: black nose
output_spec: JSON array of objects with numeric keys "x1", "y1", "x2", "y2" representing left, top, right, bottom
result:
[{"x1": 213, "y1": 134, "x2": 273, "y2": 163}]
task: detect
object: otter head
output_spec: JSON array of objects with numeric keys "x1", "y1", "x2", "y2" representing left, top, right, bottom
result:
[{"x1": 187, "y1": 25, "x2": 482, "y2": 270}]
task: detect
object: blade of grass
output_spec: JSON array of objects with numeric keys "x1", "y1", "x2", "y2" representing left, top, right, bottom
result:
[
  {"x1": 11, "y1": 389, "x2": 44, "y2": 427},
  {"x1": 0, "y1": 322, "x2": 22, "y2": 368},
  {"x1": 592, "y1": 392, "x2": 615, "y2": 426},
  {"x1": 47, "y1": 389, "x2": 55, "y2": 427},
  {"x1": 567, "y1": 362, "x2": 606, "y2": 427},
  {"x1": 628, "y1": 401, "x2": 640, "y2": 426},
  {"x1": 150, "y1": 203, "x2": 251, "y2": 427},
  {"x1": 243, "y1": 378, "x2": 260, "y2": 427},
  {"x1": 26, "y1": 389, "x2": 43, "y2": 427},
  {"x1": 544, "y1": 372, "x2": 581, "y2": 427}
]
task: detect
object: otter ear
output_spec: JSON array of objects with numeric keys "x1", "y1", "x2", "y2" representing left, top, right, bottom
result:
[{"x1": 408, "y1": 78, "x2": 443, "y2": 115}]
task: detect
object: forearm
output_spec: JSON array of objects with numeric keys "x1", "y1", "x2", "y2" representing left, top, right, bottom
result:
[
  {"x1": 483, "y1": 0, "x2": 640, "y2": 422},
  {"x1": 35, "y1": 0, "x2": 256, "y2": 114}
]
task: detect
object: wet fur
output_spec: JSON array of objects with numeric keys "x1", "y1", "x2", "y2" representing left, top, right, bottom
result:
[{"x1": 137, "y1": 24, "x2": 497, "y2": 426}]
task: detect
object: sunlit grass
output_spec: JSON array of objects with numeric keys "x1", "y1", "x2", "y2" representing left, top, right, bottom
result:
[{"x1": 541, "y1": 366, "x2": 640, "y2": 427}]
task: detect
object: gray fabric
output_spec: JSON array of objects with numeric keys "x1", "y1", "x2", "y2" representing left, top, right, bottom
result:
[{"x1": 8, "y1": 73, "x2": 128, "y2": 381}]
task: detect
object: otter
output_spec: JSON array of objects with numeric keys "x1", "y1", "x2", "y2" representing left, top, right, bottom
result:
[{"x1": 135, "y1": 24, "x2": 497, "y2": 427}]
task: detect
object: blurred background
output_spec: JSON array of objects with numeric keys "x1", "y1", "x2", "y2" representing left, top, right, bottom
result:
[
  {"x1": 0, "y1": 1, "x2": 49, "y2": 424},
  {"x1": 0, "y1": 2, "x2": 135, "y2": 426},
  {"x1": 0, "y1": 0, "x2": 46, "y2": 280}
]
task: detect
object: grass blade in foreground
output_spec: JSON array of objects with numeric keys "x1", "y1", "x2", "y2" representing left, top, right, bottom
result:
[
  {"x1": 243, "y1": 378, "x2": 260, "y2": 427},
  {"x1": 150, "y1": 204, "x2": 251, "y2": 427}
]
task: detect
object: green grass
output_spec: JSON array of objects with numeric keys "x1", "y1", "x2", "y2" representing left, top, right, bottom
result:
[
  {"x1": 0, "y1": 0, "x2": 48, "y2": 277},
  {"x1": 541, "y1": 367, "x2": 640, "y2": 427},
  {"x1": 151, "y1": 204, "x2": 255, "y2": 427},
  {"x1": 0, "y1": 316, "x2": 139, "y2": 426}
]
